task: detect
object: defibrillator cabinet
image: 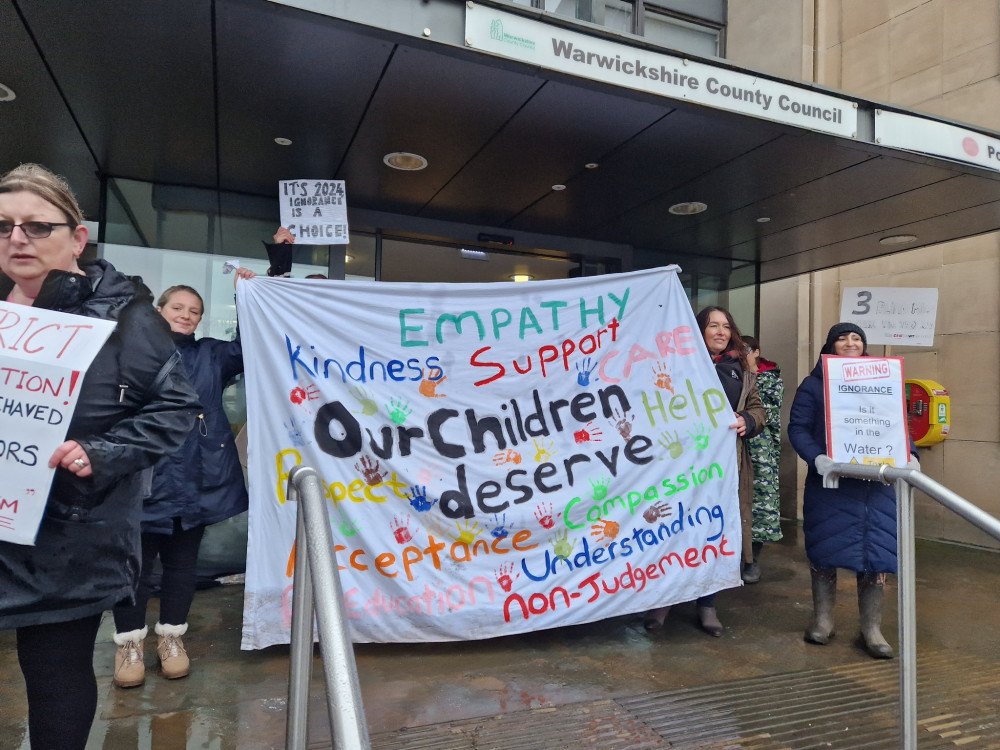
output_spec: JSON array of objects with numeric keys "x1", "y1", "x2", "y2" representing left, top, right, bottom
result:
[{"x1": 904, "y1": 379, "x2": 950, "y2": 447}]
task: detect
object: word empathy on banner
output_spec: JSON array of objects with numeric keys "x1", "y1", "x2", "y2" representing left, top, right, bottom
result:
[
  {"x1": 0, "y1": 302, "x2": 115, "y2": 545},
  {"x1": 823, "y1": 355, "x2": 908, "y2": 466},
  {"x1": 278, "y1": 179, "x2": 349, "y2": 245},
  {"x1": 841, "y1": 287, "x2": 938, "y2": 347},
  {"x1": 238, "y1": 267, "x2": 743, "y2": 648}
]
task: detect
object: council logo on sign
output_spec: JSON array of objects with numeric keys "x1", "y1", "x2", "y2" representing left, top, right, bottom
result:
[
  {"x1": 962, "y1": 136, "x2": 979, "y2": 157},
  {"x1": 489, "y1": 17, "x2": 536, "y2": 50}
]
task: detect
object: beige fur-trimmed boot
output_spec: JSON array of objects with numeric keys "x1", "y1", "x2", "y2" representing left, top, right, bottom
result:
[
  {"x1": 113, "y1": 626, "x2": 148, "y2": 688},
  {"x1": 155, "y1": 622, "x2": 190, "y2": 679}
]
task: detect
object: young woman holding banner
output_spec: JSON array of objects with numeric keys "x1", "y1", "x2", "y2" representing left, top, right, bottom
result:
[
  {"x1": 0, "y1": 163, "x2": 200, "y2": 749},
  {"x1": 645, "y1": 305, "x2": 764, "y2": 636},
  {"x1": 787, "y1": 322, "x2": 918, "y2": 659}
]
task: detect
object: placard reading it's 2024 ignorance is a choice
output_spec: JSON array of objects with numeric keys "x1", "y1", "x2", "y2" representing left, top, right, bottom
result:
[
  {"x1": 278, "y1": 179, "x2": 349, "y2": 245},
  {"x1": 237, "y1": 267, "x2": 743, "y2": 648},
  {"x1": 0, "y1": 303, "x2": 116, "y2": 545},
  {"x1": 823, "y1": 355, "x2": 908, "y2": 467}
]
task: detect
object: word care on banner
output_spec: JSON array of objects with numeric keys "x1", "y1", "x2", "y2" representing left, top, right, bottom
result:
[
  {"x1": 0, "y1": 302, "x2": 116, "y2": 545},
  {"x1": 840, "y1": 287, "x2": 938, "y2": 347},
  {"x1": 278, "y1": 179, "x2": 349, "y2": 245},
  {"x1": 823, "y1": 355, "x2": 908, "y2": 467},
  {"x1": 237, "y1": 267, "x2": 743, "y2": 648}
]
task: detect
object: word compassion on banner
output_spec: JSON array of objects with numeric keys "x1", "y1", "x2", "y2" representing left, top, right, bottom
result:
[
  {"x1": 238, "y1": 268, "x2": 742, "y2": 648},
  {"x1": 0, "y1": 302, "x2": 115, "y2": 544}
]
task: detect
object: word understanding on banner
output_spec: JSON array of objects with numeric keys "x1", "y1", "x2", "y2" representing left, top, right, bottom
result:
[
  {"x1": 0, "y1": 308, "x2": 94, "y2": 358},
  {"x1": 399, "y1": 290, "x2": 631, "y2": 347}
]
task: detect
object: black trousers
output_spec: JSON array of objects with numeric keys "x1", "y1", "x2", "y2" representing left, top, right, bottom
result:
[
  {"x1": 17, "y1": 614, "x2": 102, "y2": 750},
  {"x1": 113, "y1": 518, "x2": 206, "y2": 632}
]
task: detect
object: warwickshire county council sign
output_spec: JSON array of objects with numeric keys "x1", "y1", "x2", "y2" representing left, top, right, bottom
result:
[{"x1": 468, "y1": 6, "x2": 858, "y2": 139}]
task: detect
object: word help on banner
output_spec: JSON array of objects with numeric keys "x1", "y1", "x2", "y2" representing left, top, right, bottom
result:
[{"x1": 238, "y1": 267, "x2": 742, "y2": 648}]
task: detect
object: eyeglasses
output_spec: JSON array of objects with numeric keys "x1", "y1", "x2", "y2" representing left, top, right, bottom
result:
[{"x1": 0, "y1": 221, "x2": 74, "y2": 239}]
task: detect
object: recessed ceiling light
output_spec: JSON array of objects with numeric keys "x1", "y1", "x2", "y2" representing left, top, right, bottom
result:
[
  {"x1": 756, "y1": 217, "x2": 771, "y2": 223},
  {"x1": 383, "y1": 152, "x2": 428, "y2": 171},
  {"x1": 584, "y1": 163, "x2": 599, "y2": 169},
  {"x1": 460, "y1": 248, "x2": 489, "y2": 261},
  {"x1": 0, "y1": 83, "x2": 15, "y2": 102},
  {"x1": 552, "y1": 184, "x2": 566, "y2": 191},
  {"x1": 511, "y1": 274, "x2": 533, "y2": 282},
  {"x1": 879, "y1": 234, "x2": 918, "y2": 245},
  {"x1": 344, "y1": 254, "x2": 353, "y2": 263},
  {"x1": 668, "y1": 201, "x2": 707, "y2": 215}
]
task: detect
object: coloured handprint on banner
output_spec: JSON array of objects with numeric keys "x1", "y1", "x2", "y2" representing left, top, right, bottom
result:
[
  {"x1": 450, "y1": 519, "x2": 482, "y2": 545},
  {"x1": 575, "y1": 357, "x2": 598, "y2": 386},
  {"x1": 283, "y1": 418, "x2": 308, "y2": 447},
  {"x1": 550, "y1": 529, "x2": 573, "y2": 559},
  {"x1": 495, "y1": 561, "x2": 520, "y2": 593},
  {"x1": 590, "y1": 476, "x2": 610, "y2": 501},
  {"x1": 652, "y1": 361, "x2": 674, "y2": 392},
  {"x1": 642, "y1": 502, "x2": 672, "y2": 524},
  {"x1": 418, "y1": 368, "x2": 448, "y2": 398},
  {"x1": 534, "y1": 502, "x2": 555, "y2": 529},
  {"x1": 386, "y1": 397, "x2": 412, "y2": 424},
  {"x1": 390, "y1": 514, "x2": 419, "y2": 544},
  {"x1": 532, "y1": 439, "x2": 556, "y2": 462},
  {"x1": 406, "y1": 485, "x2": 438, "y2": 513},
  {"x1": 590, "y1": 518, "x2": 620, "y2": 545},
  {"x1": 349, "y1": 386, "x2": 378, "y2": 416},
  {"x1": 573, "y1": 421, "x2": 603, "y2": 444},
  {"x1": 490, "y1": 513, "x2": 514, "y2": 539},
  {"x1": 688, "y1": 423, "x2": 710, "y2": 450},
  {"x1": 493, "y1": 449, "x2": 522, "y2": 466},
  {"x1": 333, "y1": 508, "x2": 361, "y2": 538},
  {"x1": 354, "y1": 455, "x2": 387, "y2": 486},
  {"x1": 658, "y1": 430, "x2": 684, "y2": 459},
  {"x1": 414, "y1": 461, "x2": 443, "y2": 486},
  {"x1": 612, "y1": 408, "x2": 633, "y2": 440},
  {"x1": 289, "y1": 384, "x2": 320, "y2": 406}
]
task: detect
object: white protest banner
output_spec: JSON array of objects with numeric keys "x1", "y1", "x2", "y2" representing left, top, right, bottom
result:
[
  {"x1": 840, "y1": 287, "x2": 938, "y2": 347},
  {"x1": 278, "y1": 179, "x2": 349, "y2": 245},
  {"x1": 823, "y1": 355, "x2": 908, "y2": 467},
  {"x1": 0, "y1": 302, "x2": 116, "y2": 545},
  {"x1": 238, "y1": 267, "x2": 742, "y2": 648}
]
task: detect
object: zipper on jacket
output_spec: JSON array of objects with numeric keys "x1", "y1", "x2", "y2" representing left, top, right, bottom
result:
[{"x1": 118, "y1": 384, "x2": 129, "y2": 403}]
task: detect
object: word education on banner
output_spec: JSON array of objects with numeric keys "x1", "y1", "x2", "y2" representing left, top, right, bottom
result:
[
  {"x1": 823, "y1": 355, "x2": 908, "y2": 467},
  {"x1": 238, "y1": 267, "x2": 742, "y2": 648},
  {"x1": 278, "y1": 179, "x2": 349, "y2": 245},
  {"x1": 0, "y1": 302, "x2": 116, "y2": 545},
  {"x1": 841, "y1": 287, "x2": 938, "y2": 347}
]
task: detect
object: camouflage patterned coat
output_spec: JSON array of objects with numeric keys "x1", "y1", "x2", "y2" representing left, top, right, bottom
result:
[{"x1": 748, "y1": 359, "x2": 783, "y2": 542}]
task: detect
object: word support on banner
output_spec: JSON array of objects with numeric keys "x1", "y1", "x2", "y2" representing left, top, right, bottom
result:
[
  {"x1": 278, "y1": 179, "x2": 349, "y2": 245},
  {"x1": 0, "y1": 302, "x2": 116, "y2": 545},
  {"x1": 237, "y1": 267, "x2": 743, "y2": 648},
  {"x1": 823, "y1": 355, "x2": 908, "y2": 466}
]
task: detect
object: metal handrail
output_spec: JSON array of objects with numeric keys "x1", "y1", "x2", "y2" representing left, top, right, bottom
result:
[
  {"x1": 818, "y1": 461, "x2": 1000, "y2": 750},
  {"x1": 285, "y1": 465, "x2": 371, "y2": 750}
]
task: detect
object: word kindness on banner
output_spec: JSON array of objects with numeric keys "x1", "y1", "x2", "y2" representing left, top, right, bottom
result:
[
  {"x1": 0, "y1": 302, "x2": 115, "y2": 545},
  {"x1": 238, "y1": 267, "x2": 742, "y2": 648}
]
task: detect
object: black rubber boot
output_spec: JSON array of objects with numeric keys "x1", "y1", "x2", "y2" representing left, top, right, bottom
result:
[
  {"x1": 857, "y1": 572, "x2": 894, "y2": 659},
  {"x1": 804, "y1": 567, "x2": 837, "y2": 644},
  {"x1": 742, "y1": 541, "x2": 764, "y2": 584}
]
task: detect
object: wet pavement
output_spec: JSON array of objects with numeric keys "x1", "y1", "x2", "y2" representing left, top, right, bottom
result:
[{"x1": 2, "y1": 521, "x2": 998, "y2": 749}]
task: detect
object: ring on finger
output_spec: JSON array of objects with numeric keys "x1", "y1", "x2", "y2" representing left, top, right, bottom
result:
[{"x1": 73, "y1": 458, "x2": 88, "y2": 468}]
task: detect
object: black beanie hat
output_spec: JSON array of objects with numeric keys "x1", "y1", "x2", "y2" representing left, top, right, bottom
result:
[{"x1": 822, "y1": 322, "x2": 867, "y2": 355}]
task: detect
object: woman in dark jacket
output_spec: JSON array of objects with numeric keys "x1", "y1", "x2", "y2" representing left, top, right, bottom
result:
[
  {"x1": 645, "y1": 305, "x2": 765, "y2": 636},
  {"x1": 0, "y1": 163, "x2": 200, "y2": 749},
  {"x1": 788, "y1": 322, "x2": 917, "y2": 659},
  {"x1": 112, "y1": 274, "x2": 252, "y2": 688}
]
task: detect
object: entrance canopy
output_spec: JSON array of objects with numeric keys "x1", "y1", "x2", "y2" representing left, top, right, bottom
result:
[{"x1": 4, "y1": 0, "x2": 1000, "y2": 283}]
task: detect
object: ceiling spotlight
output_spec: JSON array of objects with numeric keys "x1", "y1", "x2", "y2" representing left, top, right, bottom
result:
[
  {"x1": 756, "y1": 217, "x2": 771, "y2": 223},
  {"x1": 460, "y1": 248, "x2": 489, "y2": 261},
  {"x1": 584, "y1": 163, "x2": 599, "y2": 169},
  {"x1": 511, "y1": 274, "x2": 534, "y2": 282},
  {"x1": 0, "y1": 83, "x2": 15, "y2": 102},
  {"x1": 344, "y1": 254, "x2": 353, "y2": 263},
  {"x1": 668, "y1": 201, "x2": 708, "y2": 215},
  {"x1": 879, "y1": 234, "x2": 918, "y2": 245},
  {"x1": 552, "y1": 184, "x2": 566, "y2": 191},
  {"x1": 383, "y1": 152, "x2": 428, "y2": 171},
  {"x1": 274, "y1": 137, "x2": 292, "y2": 146}
]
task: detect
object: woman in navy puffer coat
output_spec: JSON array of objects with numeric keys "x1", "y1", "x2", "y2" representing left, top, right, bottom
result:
[
  {"x1": 788, "y1": 322, "x2": 916, "y2": 660},
  {"x1": 111, "y1": 271, "x2": 254, "y2": 687}
]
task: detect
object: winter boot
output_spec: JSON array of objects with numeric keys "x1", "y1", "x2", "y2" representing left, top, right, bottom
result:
[
  {"x1": 742, "y1": 541, "x2": 764, "y2": 584},
  {"x1": 113, "y1": 626, "x2": 148, "y2": 688},
  {"x1": 804, "y1": 567, "x2": 837, "y2": 645},
  {"x1": 857, "y1": 573, "x2": 894, "y2": 659},
  {"x1": 643, "y1": 606, "x2": 671, "y2": 631},
  {"x1": 697, "y1": 606, "x2": 724, "y2": 637},
  {"x1": 155, "y1": 622, "x2": 190, "y2": 679}
]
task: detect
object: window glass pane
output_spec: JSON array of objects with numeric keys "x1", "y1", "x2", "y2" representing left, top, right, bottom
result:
[
  {"x1": 644, "y1": 11, "x2": 720, "y2": 57},
  {"x1": 541, "y1": 0, "x2": 579, "y2": 19},
  {"x1": 381, "y1": 238, "x2": 578, "y2": 283},
  {"x1": 604, "y1": 0, "x2": 634, "y2": 34}
]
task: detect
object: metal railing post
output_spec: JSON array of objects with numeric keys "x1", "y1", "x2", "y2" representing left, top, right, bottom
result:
[
  {"x1": 895, "y1": 478, "x2": 917, "y2": 750},
  {"x1": 285, "y1": 465, "x2": 371, "y2": 750}
]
